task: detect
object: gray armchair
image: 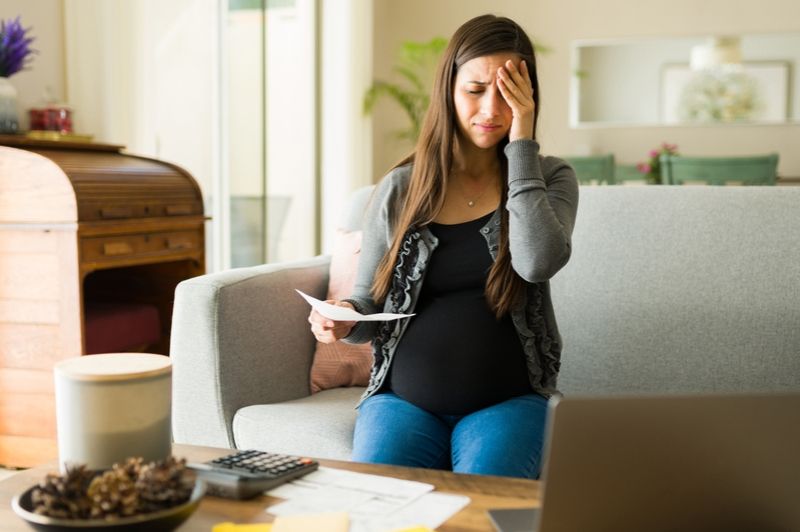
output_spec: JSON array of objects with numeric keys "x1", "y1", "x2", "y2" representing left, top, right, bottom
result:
[{"x1": 170, "y1": 186, "x2": 374, "y2": 460}]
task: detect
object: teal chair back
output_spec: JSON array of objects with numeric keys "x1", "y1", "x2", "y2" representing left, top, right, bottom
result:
[
  {"x1": 659, "y1": 154, "x2": 779, "y2": 185},
  {"x1": 563, "y1": 155, "x2": 615, "y2": 185}
]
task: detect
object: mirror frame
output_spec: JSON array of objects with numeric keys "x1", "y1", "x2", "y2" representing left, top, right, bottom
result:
[{"x1": 569, "y1": 33, "x2": 800, "y2": 128}]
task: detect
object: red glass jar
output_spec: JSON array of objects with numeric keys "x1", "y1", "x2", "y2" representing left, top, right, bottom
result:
[{"x1": 29, "y1": 104, "x2": 73, "y2": 134}]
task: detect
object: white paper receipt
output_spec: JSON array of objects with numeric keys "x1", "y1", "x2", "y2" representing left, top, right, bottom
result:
[{"x1": 296, "y1": 290, "x2": 414, "y2": 322}]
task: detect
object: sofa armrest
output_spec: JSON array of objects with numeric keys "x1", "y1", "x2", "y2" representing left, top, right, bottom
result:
[{"x1": 170, "y1": 255, "x2": 330, "y2": 448}]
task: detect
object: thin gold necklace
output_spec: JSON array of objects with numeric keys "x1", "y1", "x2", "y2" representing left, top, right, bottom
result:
[{"x1": 453, "y1": 169, "x2": 496, "y2": 207}]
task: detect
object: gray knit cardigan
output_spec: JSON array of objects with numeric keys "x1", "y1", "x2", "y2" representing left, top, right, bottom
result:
[{"x1": 343, "y1": 139, "x2": 579, "y2": 406}]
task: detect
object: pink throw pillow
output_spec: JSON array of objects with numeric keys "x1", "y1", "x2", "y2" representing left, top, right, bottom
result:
[{"x1": 309, "y1": 228, "x2": 373, "y2": 393}]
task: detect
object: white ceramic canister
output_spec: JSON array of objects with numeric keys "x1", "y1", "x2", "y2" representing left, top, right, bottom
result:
[{"x1": 54, "y1": 353, "x2": 172, "y2": 472}]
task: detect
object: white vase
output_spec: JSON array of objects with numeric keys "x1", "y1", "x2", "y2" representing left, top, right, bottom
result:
[{"x1": 0, "y1": 77, "x2": 19, "y2": 134}]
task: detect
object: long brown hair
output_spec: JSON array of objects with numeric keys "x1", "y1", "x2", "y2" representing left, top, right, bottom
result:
[{"x1": 371, "y1": 14, "x2": 540, "y2": 318}]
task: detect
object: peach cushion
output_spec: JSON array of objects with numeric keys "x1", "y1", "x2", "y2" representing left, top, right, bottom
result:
[{"x1": 309, "y1": 229, "x2": 373, "y2": 393}]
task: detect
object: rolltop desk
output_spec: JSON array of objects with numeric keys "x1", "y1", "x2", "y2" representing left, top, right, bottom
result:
[{"x1": 0, "y1": 135, "x2": 206, "y2": 467}]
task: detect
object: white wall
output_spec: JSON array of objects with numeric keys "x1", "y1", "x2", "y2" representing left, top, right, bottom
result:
[{"x1": 371, "y1": 0, "x2": 800, "y2": 178}]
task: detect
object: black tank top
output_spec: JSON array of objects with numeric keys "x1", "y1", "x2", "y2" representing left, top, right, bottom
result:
[{"x1": 387, "y1": 211, "x2": 532, "y2": 415}]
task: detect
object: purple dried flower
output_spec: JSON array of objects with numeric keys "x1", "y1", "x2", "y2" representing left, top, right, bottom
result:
[{"x1": 0, "y1": 16, "x2": 37, "y2": 78}]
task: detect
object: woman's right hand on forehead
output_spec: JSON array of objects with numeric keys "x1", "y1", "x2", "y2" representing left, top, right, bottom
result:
[
  {"x1": 497, "y1": 59, "x2": 535, "y2": 142},
  {"x1": 308, "y1": 301, "x2": 357, "y2": 343}
]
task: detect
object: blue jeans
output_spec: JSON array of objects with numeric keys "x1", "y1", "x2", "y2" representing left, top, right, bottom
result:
[{"x1": 352, "y1": 392, "x2": 549, "y2": 479}]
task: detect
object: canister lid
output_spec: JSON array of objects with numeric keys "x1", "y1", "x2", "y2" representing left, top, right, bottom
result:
[{"x1": 54, "y1": 353, "x2": 171, "y2": 382}]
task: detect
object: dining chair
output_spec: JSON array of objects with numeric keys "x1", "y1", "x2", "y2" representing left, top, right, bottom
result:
[
  {"x1": 659, "y1": 154, "x2": 779, "y2": 185},
  {"x1": 614, "y1": 164, "x2": 649, "y2": 184},
  {"x1": 563, "y1": 154, "x2": 615, "y2": 185}
]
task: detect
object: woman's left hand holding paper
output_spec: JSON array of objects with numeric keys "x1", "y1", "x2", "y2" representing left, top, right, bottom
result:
[{"x1": 308, "y1": 301, "x2": 356, "y2": 343}]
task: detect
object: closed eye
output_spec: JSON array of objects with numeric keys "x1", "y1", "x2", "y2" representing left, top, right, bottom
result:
[{"x1": 466, "y1": 82, "x2": 487, "y2": 95}]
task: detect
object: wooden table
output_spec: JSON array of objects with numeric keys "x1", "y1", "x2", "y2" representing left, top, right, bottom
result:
[{"x1": 0, "y1": 444, "x2": 540, "y2": 532}]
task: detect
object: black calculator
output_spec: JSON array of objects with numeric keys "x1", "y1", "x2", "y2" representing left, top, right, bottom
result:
[{"x1": 187, "y1": 449, "x2": 319, "y2": 500}]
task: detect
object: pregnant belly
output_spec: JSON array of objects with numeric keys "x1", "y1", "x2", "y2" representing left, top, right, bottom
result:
[{"x1": 388, "y1": 294, "x2": 532, "y2": 415}]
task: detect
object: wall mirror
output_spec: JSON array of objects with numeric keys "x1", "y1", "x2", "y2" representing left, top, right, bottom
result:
[{"x1": 570, "y1": 32, "x2": 800, "y2": 127}]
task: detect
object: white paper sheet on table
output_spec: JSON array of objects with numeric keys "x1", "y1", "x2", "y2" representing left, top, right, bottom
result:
[
  {"x1": 350, "y1": 492, "x2": 472, "y2": 532},
  {"x1": 266, "y1": 467, "x2": 469, "y2": 532},
  {"x1": 296, "y1": 290, "x2": 414, "y2": 321},
  {"x1": 267, "y1": 467, "x2": 433, "y2": 518}
]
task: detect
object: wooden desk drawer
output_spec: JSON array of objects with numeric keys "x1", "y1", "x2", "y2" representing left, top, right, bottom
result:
[
  {"x1": 81, "y1": 230, "x2": 201, "y2": 262},
  {"x1": 78, "y1": 200, "x2": 204, "y2": 221}
]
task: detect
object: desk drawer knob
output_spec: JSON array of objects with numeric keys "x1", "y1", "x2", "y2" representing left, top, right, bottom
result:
[
  {"x1": 167, "y1": 237, "x2": 192, "y2": 250},
  {"x1": 102, "y1": 242, "x2": 134, "y2": 256}
]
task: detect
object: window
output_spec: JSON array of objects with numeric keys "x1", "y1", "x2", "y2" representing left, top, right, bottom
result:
[{"x1": 226, "y1": 0, "x2": 318, "y2": 267}]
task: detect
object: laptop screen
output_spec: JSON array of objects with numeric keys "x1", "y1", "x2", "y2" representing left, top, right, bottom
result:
[{"x1": 491, "y1": 393, "x2": 800, "y2": 532}]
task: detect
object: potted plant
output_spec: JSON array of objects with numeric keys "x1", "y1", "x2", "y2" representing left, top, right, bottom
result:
[
  {"x1": 363, "y1": 37, "x2": 448, "y2": 145},
  {"x1": 0, "y1": 16, "x2": 36, "y2": 134},
  {"x1": 637, "y1": 142, "x2": 679, "y2": 184}
]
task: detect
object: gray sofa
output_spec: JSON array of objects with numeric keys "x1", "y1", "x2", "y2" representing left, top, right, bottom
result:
[{"x1": 171, "y1": 185, "x2": 800, "y2": 461}]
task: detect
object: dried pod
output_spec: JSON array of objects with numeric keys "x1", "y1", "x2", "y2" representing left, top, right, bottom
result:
[
  {"x1": 87, "y1": 468, "x2": 140, "y2": 519},
  {"x1": 30, "y1": 464, "x2": 94, "y2": 519},
  {"x1": 28, "y1": 456, "x2": 195, "y2": 520},
  {"x1": 134, "y1": 456, "x2": 195, "y2": 513},
  {"x1": 114, "y1": 456, "x2": 144, "y2": 480}
]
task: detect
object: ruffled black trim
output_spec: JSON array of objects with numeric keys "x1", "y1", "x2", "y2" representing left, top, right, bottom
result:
[
  {"x1": 523, "y1": 282, "x2": 561, "y2": 391},
  {"x1": 364, "y1": 229, "x2": 422, "y2": 397}
]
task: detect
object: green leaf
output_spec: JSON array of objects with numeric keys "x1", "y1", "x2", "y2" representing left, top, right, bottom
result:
[
  {"x1": 393, "y1": 66, "x2": 424, "y2": 92},
  {"x1": 363, "y1": 36, "x2": 448, "y2": 144}
]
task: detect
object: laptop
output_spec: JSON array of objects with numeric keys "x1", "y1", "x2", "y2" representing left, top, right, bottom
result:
[{"x1": 488, "y1": 392, "x2": 800, "y2": 532}]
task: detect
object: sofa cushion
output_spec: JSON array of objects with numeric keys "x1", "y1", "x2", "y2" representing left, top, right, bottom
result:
[
  {"x1": 84, "y1": 301, "x2": 161, "y2": 354},
  {"x1": 232, "y1": 386, "x2": 365, "y2": 460},
  {"x1": 551, "y1": 186, "x2": 800, "y2": 396},
  {"x1": 309, "y1": 229, "x2": 373, "y2": 393}
]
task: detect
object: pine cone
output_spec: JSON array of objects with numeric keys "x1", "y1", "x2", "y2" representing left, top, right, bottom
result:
[
  {"x1": 31, "y1": 464, "x2": 94, "y2": 519},
  {"x1": 115, "y1": 457, "x2": 145, "y2": 480},
  {"x1": 87, "y1": 468, "x2": 140, "y2": 519},
  {"x1": 134, "y1": 456, "x2": 195, "y2": 513},
  {"x1": 29, "y1": 456, "x2": 195, "y2": 520}
]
